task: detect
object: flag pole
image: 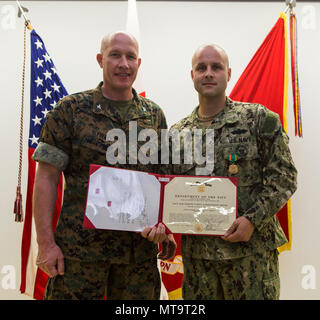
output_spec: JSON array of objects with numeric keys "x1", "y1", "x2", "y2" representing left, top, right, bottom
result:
[
  {"x1": 284, "y1": 0, "x2": 296, "y2": 14},
  {"x1": 16, "y1": 0, "x2": 33, "y2": 30},
  {"x1": 13, "y1": 1, "x2": 33, "y2": 222}
]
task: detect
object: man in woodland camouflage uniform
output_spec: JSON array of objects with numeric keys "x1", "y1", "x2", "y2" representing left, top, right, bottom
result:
[
  {"x1": 171, "y1": 44, "x2": 297, "y2": 300},
  {"x1": 32, "y1": 32, "x2": 176, "y2": 300}
]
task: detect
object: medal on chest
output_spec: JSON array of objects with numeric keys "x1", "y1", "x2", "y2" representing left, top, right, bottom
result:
[{"x1": 228, "y1": 154, "x2": 238, "y2": 175}]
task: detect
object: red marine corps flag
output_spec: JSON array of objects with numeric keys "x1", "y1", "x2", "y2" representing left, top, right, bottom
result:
[{"x1": 230, "y1": 12, "x2": 295, "y2": 252}]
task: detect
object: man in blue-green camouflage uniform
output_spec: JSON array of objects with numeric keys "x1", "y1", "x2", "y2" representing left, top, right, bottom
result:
[
  {"x1": 170, "y1": 44, "x2": 297, "y2": 300},
  {"x1": 32, "y1": 31, "x2": 176, "y2": 300}
]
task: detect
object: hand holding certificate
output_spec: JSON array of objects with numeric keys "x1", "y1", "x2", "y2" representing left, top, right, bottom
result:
[{"x1": 83, "y1": 165, "x2": 238, "y2": 236}]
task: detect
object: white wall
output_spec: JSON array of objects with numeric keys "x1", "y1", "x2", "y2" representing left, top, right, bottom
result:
[{"x1": 0, "y1": 1, "x2": 319, "y2": 300}]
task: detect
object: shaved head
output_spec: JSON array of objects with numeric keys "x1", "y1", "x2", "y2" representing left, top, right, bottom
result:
[
  {"x1": 100, "y1": 31, "x2": 139, "y2": 55},
  {"x1": 96, "y1": 30, "x2": 141, "y2": 100},
  {"x1": 192, "y1": 44, "x2": 229, "y2": 69},
  {"x1": 190, "y1": 43, "x2": 231, "y2": 101}
]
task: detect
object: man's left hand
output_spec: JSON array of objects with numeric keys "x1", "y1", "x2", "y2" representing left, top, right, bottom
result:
[{"x1": 158, "y1": 234, "x2": 177, "y2": 261}]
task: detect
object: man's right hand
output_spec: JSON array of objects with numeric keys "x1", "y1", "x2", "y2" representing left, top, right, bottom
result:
[
  {"x1": 141, "y1": 223, "x2": 167, "y2": 244},
  {"x1": 141, "y1": 224, "x2": 177, "y2": 260},
  {"x1": 33, "y1": 162, "x2": 64, "y2": 278},
  {"x1": 36, "y1": 243, "x2": 65, "y2": 278}
]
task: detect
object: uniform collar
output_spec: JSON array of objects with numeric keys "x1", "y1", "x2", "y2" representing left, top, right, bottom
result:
[
  {"x1": 92, "y1": 82, "x2": 149, "y2": 121},
  {"x1": 187, "y1": 97, "x2": 239, "y2": 130}
]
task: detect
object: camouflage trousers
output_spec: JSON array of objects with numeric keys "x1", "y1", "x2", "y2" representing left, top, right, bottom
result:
[
  {"x1": 45, "y1": 257, "x2": 160, "y2": 300},
  {"x1": 182, "y1": 250, "x2": 280, "y2": 300}
]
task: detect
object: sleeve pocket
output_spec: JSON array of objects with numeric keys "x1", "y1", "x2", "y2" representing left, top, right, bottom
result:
[{"x1": 262, "y1": 275, "x2": 280, "y2": 300}]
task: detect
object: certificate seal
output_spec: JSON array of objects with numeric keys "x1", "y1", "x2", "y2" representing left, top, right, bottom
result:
[{"x1": 195, "y1": 223, "x2": 204, "y2": 233}]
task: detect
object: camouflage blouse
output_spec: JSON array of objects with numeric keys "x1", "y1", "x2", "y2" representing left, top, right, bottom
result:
[
  {"x1": 170, "y1": 97, "x2": 297, "y2": 260},
  {"x1": 33, "y1": 82, "x2": 167, "y2": 263}
]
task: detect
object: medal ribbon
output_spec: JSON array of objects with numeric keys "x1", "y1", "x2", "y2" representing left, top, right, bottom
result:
[{"x1": 228, "y1": 154, "x2": 238, "y2": 163}]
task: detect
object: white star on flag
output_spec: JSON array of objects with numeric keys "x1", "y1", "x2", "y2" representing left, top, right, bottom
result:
[
  {"x1": 51, "y1": 83, "x2": 60, "y2": 92},
  {"x1": 34, "y1": 77, "x2": 43, "y2": 87},
  {"x1": 29, "y1": 134, "x2": 39, "y2": 146},
  {"x1": 33, "y1": 96, "x2": 43, "y2": 106},
  {"x1": 43, "y1": 70, "x2": 52, "y2": 80},
  {"x1": 43, "y1": 88, "x2": 52, "y2": 99},
  {"x1": 41, "y1": 108, "x2": 50, "y2": 117},
  {"x1": 34, "y1": 58, "x2": 44, "y2": 68},
  {"x1": 34, "y1": 39, "x2": 43, "y2": 49},
  {"x1": 43, "y1": 52, "x2": 52, "y2": 62},
  {"x1": 32, "y1": 115, "x2": 42, "y2": 126},
  {"x1": 50, "y1": 100, "x2": 57, "y2": 108}
]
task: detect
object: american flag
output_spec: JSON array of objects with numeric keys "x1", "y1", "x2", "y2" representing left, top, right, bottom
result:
[
  {"x1": 20, "y1": 29, "x2": 67, "y2": 299},
  {"x1": 29, "y1": 29, "x2": 68, "y2": 146}
]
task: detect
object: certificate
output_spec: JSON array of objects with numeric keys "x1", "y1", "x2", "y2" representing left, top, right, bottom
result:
[
  {"x1": 83, "y1": 164, "x2": 237, "y2": 235},
  {"x1": 83, "y1": 165, "x2": 160, "y2": 232},
  {"x1": 162, "y1": 177, "x2": 237, "y2": 235}
]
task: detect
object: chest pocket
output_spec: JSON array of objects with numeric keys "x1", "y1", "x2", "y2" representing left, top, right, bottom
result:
[
  {"x1": 215, "y1": 142, "x2": 262, "y2": 186},
  {"x1": 137, "y1": 118, "x2": 153, "y2": 129}
]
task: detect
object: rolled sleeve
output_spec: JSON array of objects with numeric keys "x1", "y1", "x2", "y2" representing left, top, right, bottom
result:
[{"x1": 32, "y1": 142, "x2": 69, "y2": 171}]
